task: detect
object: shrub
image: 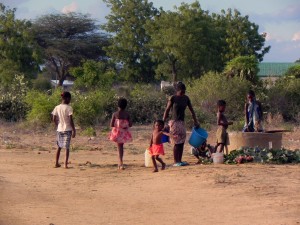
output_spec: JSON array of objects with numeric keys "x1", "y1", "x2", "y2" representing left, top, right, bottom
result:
[
  {"x1": 267, "y1": 77, "x2": 300, "y2": 122},
  {"x1": 0, "y1": 74, "x2": 28, "y2": 121},
  {"x1": 25, "y1": 89, "x2": 62, "y2": 127},
  {"x1": 72, "y1": 90, "x2": 116, "y2": 127},
  {"x1": 71, "y1": 60, "x2": 117, "y2": 90},
  {"x1": 81, "y1": 127, "x2": 97, "y2": 136},
  {"x1": 187, "y1": 72, "x2": 252, "y2": 124},
  {"x1": 162, "y1": 85, "x2": 175, "y2": 96},
  {"x1": 32, "y1": 74, "x2": 51, "y2": 91},
  {"x1": 284, "y1": 64, "x2": 300, "y2": 78},
  {"x1": 25, "y1": 87, "x2": 117, "y2": 128},
  {"x1": 224, "y1": 55, "x2": 259, "y2": 84},
  {"x1": 128, "y1": 84, "x2": 167, "y2": 124}
]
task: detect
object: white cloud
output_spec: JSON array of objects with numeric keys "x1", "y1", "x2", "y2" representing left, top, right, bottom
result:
[
  {"x1": 292, "y1": 32, "x2": 300, "y2": 41},
  {"x1": 62, "y1": 2, "x2": 79, "y2": 14}
]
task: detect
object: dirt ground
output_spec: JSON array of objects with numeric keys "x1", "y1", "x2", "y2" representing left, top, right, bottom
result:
[{"x1": 0, "y1": 123, "x2": 299, "y2": 225}]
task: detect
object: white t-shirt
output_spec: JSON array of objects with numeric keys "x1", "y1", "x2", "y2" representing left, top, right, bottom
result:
[{"x1": 52, "y1": 104, "x2": 73, "y2": 132}]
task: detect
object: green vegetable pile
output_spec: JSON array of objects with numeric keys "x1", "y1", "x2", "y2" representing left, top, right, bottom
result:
[{"x1": 224, "y1": 148, "x2": 300, "y2": 164}]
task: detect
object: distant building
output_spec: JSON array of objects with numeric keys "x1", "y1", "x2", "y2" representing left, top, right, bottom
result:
[
  {"x1": 51, "y1": 80, "x2": 74, "y2": 91},
  {"x1": 258, "y1": 62, "x2": 296, "y2": 81}
]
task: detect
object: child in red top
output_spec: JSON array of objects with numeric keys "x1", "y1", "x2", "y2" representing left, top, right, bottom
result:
[
  {"x1": 149, "y1": 120, "x2": 169, "y2": 173},
  {"x1": 109, "y1": 98, "x2": 132, "y2": 170}
]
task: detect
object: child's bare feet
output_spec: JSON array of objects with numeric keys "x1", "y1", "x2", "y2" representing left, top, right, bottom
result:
[
  {"x1": 64, "y1": 165, "x2": 69, "y2": 169},
  {"x1": 153, "y1": 169, "x2": 158, "y2": 173},
  {"x1": 118, "y1": 165, "x2": 125, "y2": 170},
  {"x1": 54, "y1": 164, "x2": 61, "y2": 168},
  {"x1": 161, "y1": 163, "x2": 166, "y2": 170}
]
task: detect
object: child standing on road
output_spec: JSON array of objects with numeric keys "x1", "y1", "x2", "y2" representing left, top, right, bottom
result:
[
  {"x1": 149, "y1": 120, "x2": 167, "y2": 173},
  {"x1": 216, "y1": 100, "x2": 232, "y2": 154},
  {"x1": 52, "y1": 91, "x2": 76, "y2": 169},
  {"x1": 109, "y1": 98, "x2": 132, "y2": 170}
]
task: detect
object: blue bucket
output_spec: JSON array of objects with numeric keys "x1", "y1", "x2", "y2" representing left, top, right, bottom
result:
[
  {"x1": 162, "y1": 134, "x2": 169, "y2": 143},
  {"x1": 188, "y1": 127, "x2": 208, "y2": 148}
]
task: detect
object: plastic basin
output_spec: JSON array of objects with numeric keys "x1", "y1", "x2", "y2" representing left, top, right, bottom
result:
[
  {"x1": 188, "y1": 127, "x2": 208, "y2": 148},
  {"x1": 162, "y1": 134, "x2": 169, "y2": 143}
]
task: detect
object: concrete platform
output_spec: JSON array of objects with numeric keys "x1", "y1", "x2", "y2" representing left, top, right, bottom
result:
[{"x1": 228, "y1": 132, "x2": 283, "y2": 151}]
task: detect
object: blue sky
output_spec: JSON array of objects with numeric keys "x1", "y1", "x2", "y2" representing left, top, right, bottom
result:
[{"x1": 3, "y1": 0, "x2": 300, "y2": 62}]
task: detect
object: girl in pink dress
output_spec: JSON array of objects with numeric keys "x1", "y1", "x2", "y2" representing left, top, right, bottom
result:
[{"x1": 109, "y1": 98, "x2": 132, "y2": 170}]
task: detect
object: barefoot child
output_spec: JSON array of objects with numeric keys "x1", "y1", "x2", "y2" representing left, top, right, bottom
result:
[
  {"x1": 52, "y1": 91, "x2": 76, "y2": 169},
  {"x1": 149, "y1": 120, "x2": 167, "y2": 172},
  {"x1": 109, "y1": 98, "x2": 132, "y2": 170},
  {"x1": 216, "y1": 100, "x2": 232, "y2": 153},
  {"x1": 191, "y1": 140, "x2": 215, "y2": 164}
]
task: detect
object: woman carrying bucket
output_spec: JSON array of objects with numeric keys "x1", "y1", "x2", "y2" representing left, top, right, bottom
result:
[{"x1": 163, "y1": 82, "x2": 200, "y2": 167}]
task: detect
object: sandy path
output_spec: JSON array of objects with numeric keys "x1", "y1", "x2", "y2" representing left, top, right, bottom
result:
[{"x1": 0, "y1": 148, "x2": 299, "y2": 225}]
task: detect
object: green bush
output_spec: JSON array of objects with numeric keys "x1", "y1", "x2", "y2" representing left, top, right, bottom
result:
[
  {"x1": 0, "y1": 75, "x2": 28, "y2": 121},
  {"x1": 162, "y1": 85, "x2": 175, "y2": 96},
  {"x1": 267, "y1": 77, "x2": 300, "y2": 122},
  {"x1": 128, "y1": 84, "x2": 167, "y2": 124},
  {"x1": 224, "y1": 55, "x2": 259, "y2": 84},
  {"x1": 81, "y1": 127, "x2": 97, "y2": 136},
  {"x1": 72, "y1": 90, "x2": 116, "y2": 127},
  {"x1": 25, "y1": 88, "x2": 116, "y2": 128},
  {"x1": 71, "y1": 60, "x2": 117, "y2": 90},
  {"x1": 187, "y1": 72, "x2": 252, "y2": 124},
  {"x1": 284, "y1": 64, "x2": 300, "y2": 78},
  {"x1": 25, "y1": 89, "x2": 62, "y2": 126},
  {"x1": 32, "y1": 74, "x2": 51, "y2": 91}
]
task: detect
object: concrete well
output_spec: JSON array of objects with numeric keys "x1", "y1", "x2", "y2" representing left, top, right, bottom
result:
[{"x1": 228, "y1": 132, "x2": 283, "y2": 151}]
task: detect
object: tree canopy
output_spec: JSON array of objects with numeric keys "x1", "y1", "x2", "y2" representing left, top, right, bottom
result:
[
  {"x1": 102, "y1": 1, "x2": 270, "y2": 82},
  {"x1": 0, "y1": 3, "x2": 40, "y2": 86},
  {"x1": 146, "y1": 2, "x2": 218, "y2": 81},
  {"x1": 32, "y1": 13, "x2": 110, "y2": 86},
  {"x1": 213, "y1": 9, "x2": 270, "y2": 63},
  {"x1": 224, "y1": 55, "x2": 259, "y2": 83},
  {"x1": 102, "y1": 0, "x2": 158, "y2": 82}
]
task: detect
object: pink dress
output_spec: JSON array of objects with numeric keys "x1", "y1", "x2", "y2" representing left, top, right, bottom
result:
[{"x1": 109, "y1": 119, "x2": 132, "y2": 144}]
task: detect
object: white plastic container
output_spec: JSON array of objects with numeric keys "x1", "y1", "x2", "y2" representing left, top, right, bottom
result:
[
  {"x1": 144, "y1": 149, "x2": 152, "y2": 167},
  {"x1": 212, "y1": 152, "x2": 224, "y2": 164}
]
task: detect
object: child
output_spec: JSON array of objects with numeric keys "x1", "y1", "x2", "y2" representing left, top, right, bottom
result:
[
  {"x1": 216, "y1": 100, "x2": 232, "y2": 154},
  {"x1": 191, "y1": 140, "x2": 215, "y2": 164},
  {"x1": 52, "y1": 91, "x2": 76, "y2": 169},
  {"x1": 109, "y1": 98, "x2": 132, "y2": 170},
  {"x1": 149, "y1": 120, "x2": 167, "y2": 172},
  {"x1": 243, "y1": 90, "x2": 263, "y2": 132}
]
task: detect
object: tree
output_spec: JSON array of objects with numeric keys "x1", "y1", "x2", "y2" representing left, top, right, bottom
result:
[
  {"x1": 224, "y1": 55, "x2": 259, "y2": 83},
  {"x1": 71, "y1": 60, "x2": 116, "y2": 89},
  {"x1": 285, "y1": 64, "x2": 300, "y2": 79},
  {"x1": 146, "y1": 2, "x2": 216, "y2": 82},
  {"x1": 216, "y1": 9, "x2": 270, "y2": 63},
  {"x1": 32, "y1": 13, "x2": 109, "y2": 86},
  {"x1": 102, "y1": 0, "x2": 158, "y2": 82},
  {"x1": 0, "y1": 3, "x2": 40, "y2": 86}
]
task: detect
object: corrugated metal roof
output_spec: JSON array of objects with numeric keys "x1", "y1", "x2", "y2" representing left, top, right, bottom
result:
[{"x1": 258, "y1": 63, "x2": 296, "y2": 77}]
